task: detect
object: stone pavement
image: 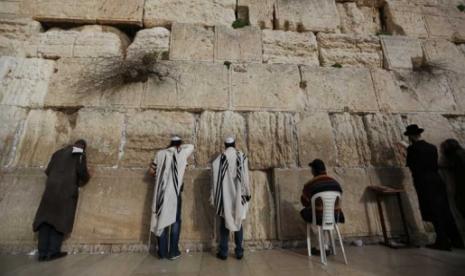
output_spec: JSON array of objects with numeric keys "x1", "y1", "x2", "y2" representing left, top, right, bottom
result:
[{"x1": 1, "y1": 245, "x2": 464, "y2": 276}]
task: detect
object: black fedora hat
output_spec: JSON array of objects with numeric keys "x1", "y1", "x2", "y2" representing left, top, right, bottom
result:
[{"x1": 404, "y1": 124, "x2": 424, "y2": 136}]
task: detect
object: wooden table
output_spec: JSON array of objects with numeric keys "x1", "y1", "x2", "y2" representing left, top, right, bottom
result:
[{"x1": 367, "y1": 185, "x2": 411, "y2": 248}]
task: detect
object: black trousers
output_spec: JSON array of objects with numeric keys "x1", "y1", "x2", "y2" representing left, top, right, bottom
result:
[{"x1": 38, "y1": 223, "x2": 64, "y2": 257}]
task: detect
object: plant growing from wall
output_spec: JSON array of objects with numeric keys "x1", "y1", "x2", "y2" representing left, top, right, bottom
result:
[
  {"x1": 458, "y1": 4, "x2": 465, "y2": 12},
  {"x1": 232, "y1": 18, "x2": 249, "y2": 29},
  {"x1": 332, "y1": 63, "x2": 343, "y2": 68}
]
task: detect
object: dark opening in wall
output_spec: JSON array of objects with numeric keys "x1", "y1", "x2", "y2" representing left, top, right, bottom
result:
[{"x1": 232, "y1": 6, "x2": 250, "y2": 29}]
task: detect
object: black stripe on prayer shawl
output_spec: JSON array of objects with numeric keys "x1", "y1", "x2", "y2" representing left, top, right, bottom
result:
[
  {"x1": 172, "y1": 154, "x2": 179, "y2": 197},
  {"x1": 156, "y1": 155, "x2": 167, "y2": 215},
  {"x1": 236, "y1": 151, "x2": 247, "y2": 206},
  {"x1": 215, "y1": 154, "x2": 228, "y2": 216}
]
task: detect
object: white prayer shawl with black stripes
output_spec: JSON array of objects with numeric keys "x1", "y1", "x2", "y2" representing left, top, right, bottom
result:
[
  {"x1": 211, "y1": 147, "x2": 251, "y2": 232},
  {"x1": 150, "y1": 144, "x2": 194, "y2": 237}
]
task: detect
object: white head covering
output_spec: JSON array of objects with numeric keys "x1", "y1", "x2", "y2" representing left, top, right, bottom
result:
[
  {"x1": 171, "y1": 135, "x2": 181, "y2": 142},
  {"x1": 225, "y1": 137, "x2": 235, "y2": 144}
]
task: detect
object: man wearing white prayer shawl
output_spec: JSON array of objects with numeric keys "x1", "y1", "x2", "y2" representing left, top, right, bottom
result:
[
  {"x1": 211, "y1": 137, "x2": 251, "y2": 260},
  {"x1": 149, "y1": 136, "x2": 194, "y2": 260}
]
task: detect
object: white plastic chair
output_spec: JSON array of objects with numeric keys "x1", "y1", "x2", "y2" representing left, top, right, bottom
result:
[{"x1": 306, "y1": 191, "x2": 348, "y2": 265}]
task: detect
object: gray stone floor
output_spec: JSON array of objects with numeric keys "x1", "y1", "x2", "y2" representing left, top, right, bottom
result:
[{"x1": 1, "y1": 245, "x2": 464, "y2": 276}]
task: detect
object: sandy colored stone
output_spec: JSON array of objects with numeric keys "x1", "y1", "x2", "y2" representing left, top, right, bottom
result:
[
  {"x1": 262, "y1": 30, "x2": 319, "y2": 66},
  {"x1": 422, "y1": 39, "x2": 465, "y2": 74},
  {"x1": 0, "y1": 106, "x2": 27, "y2": 167},
  {"x1": 424, "y1": 14, "x2": 455, "y2": 40},
  {"x1": 32, "y1": 0, "x2": 144, "y2": 26},
  {"x1": 13, "y1": 109, "x2": 72, "y2": 167},
  {"x1": 231, "y1": 63, "x2": 305, "y2": 111},
  {"x1": 142, "y1": 61, "x2": 229, "y2": 110},
  {"x1": 238, "y1": 0, "x2": 275, "y2": 29},
  {"x1": 317, "y1": 33, "x2": 383, "y2": 68},
  {"x1": 337, "y1": 2, "x2": 381, "y2": 35},
  {"x1": 0, "y1": 57, "x2": 54, "y2": 108},
  {"x1": 296, "y1": 112, "x2": 337, "y2": 167},
  {"x1": 275, "y1": 0, "x2": 339, "y2": 32},
  {"x1": 0, "y1": 18, "x2": 42, "y2": 57},
  {"x1": 380, "y1": 35, "x2": 423, "y2": 70},
  {"x1": 243, "y1": 171, "x2": 277, "y2": 241},
  {"x1": 122, "y1": 110, "x2": 195, "y2": 167},
  {"x1": 446, "y1": 72, "x2": 465, "y2": 114},
  {"x1": 126, "y1": 27, "x2": 170, "y2": 61},
  {"x1": 195, "y1": 111, "x2": 247, "y2": 167},
  {"x1": 301, "y1": 67, "x2": 379, "y2": 112},
  {"x1": 384, "y1": 1, "x2": 428, "y2": 38},
  {"x1": 247, "y1": 112, "x2": 297, "y2": 170},
  {"x1": 144, "y1": 0, "x2": 236, "y2": 27},
  {"x1": 70, "y1": 109, "x2": 124, "y2": 166},
  {"x1": 214, "y1": 25, "x2": 262, "y2": 63},
  {"x1": 169, "y1": 24, "x2": 214, "y2": 62},
  {"x1": 448, "y1": 116, "x2": 465, "y2": 145}
]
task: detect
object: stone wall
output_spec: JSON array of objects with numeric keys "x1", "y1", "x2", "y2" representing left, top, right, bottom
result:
[{"x1": 1, "y1": 0, "x2": 465, "y2": 253}]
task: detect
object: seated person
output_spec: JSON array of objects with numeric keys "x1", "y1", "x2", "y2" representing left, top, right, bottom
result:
[{"x1": 300, "y1": 159, "x2": 345, "y2": 254}]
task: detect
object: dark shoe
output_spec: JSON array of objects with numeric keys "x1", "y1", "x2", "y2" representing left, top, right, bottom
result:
[
  {"x1": 168, "y1": 253, "x2": 181, "y2": 260},
  {"x1": 236, "y1": 254, "x2": 243, "y2": 260},
  {"x1": 38, "y1": 255, "x2": 47, "y2": 262},
  {"x1": 426, "y1": 244, "x2": 452, "y2": 251},
  {"x1": 216, "y1": 252, "x2": 227, "y2": 260},
  {"x1": 47, "y1": 252, "x2": 67, "y2": 261},
  {"x1": 311, "y1": 247, "x2": 331, "y2": 256}
]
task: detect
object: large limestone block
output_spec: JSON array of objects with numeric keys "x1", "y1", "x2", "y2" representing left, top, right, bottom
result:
[
  {"x1": 446, "y1": 72, "x2": 465, "y2": 113},
  {"x1": 142, "y1": 61, "x2": 229, "y2": 110},
  {"x1": 126, "y1": 27, "x2": 170, "y2": 61},
  {"x1": 262, "y1": 30, "x2": 319, "y2": 66},
  {"x1": 243, "y1": 171, "x2": 277, "y2": 241},
  {"x1": 380, "y1": 35, "x2": 423, "y2": 70},
  {"x1": 0, "y1": 18, "x2": 42, "y2": 57},
  {"x1": 371, "y1": 69, "x2": 423, "y2": 113},
  {"x1": 296, "y1": 112, "x2": 337, "y2": 167},
  {"x1": 122, "y1": 111, "x2": 195, "y2": 167},
  {"x1": 169, "y1": 24, "x2": 214, "y2": 62},
  {"x1": 317, "y1": 33, "x2": 383, "y2": 68},
  {"x1": 13, "y1": 109, "x2": 72, "y2": 167},
  {"x1": 238, "y1": 0, "x2": 275, "y2": 29},
  {"x1": 32, "y1": 0, "x2": 144, "y2": 26},
  {"x1": 214, "y1": 26, "x2": 263, "y2": 63},
  {"x1": 70, "y1": 109, "x2": 124, "y2": 166},
  {"x1": 247, "y1": 112, "x2": 297, "y2": 170},
  {"x1": 70, "y1": 168, "x2": 151, "y2": 244},
  {"x1": 0, "y1": 169, "x2": 45, "y2": 244},
  {"x1": 0, "y1": 106, "x2": 27, "y2": 167},
  {"x1": 144, "y1": 0, "x2": 236, "y2": 27},
  {"x1": 422, "y1": 39, "x2": 465, "y2": 73},
  {"x1": 196, "y1": 111, "x2": 247, "y2": 167},
  {"x1": 231, "y1": 63, "x2": 305, "y2": 111},
  {"x1": 337, "y1": 2, "x2": 381, "y2": 35},
  {"x1": 0, "y1": 57, "x2": 54, "y2": 108},
  {"x1": 301, "y1": 67, "x2": 379, "y2": 112},
  {"x1": 383, "y1": 1, "x2": 428, "y2": 38},
  {"x1": 275, "y1": 0, "x2": 339, "y2": 32}
]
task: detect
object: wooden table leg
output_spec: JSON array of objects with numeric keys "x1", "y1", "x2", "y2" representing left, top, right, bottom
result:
[
  {"x1": 376, "y1": 195, "x2": 389, "y2": 246},
  {"x1": 396, "y1": 193, "x2": 411, "y2": 245}
]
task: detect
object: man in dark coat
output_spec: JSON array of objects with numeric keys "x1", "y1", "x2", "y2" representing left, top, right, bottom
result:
[
  {"x1": 33, "y1": 139, "x2": 90, "y2": 261},
  {"x1": 404, "y1": 125, "x2": 463, "y2": 251}
]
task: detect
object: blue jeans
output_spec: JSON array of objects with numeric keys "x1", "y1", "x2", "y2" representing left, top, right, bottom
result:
[
  {"x1": 157, "y1": 196, "x2": 182, "y2": 259},
  {"x1": 218, "y1": 217, "x2": 243, "y2": 257}
]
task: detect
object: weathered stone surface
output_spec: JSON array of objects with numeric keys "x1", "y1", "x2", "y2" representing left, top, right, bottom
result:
[
  {"x1": 144, "y1": 0, "x2": 236, "y2": 27},
  {"x1": 142, "y1": 61, "x2": 229, "y2": 110},
  {"x1": 0, "y1": 57, "x2": 55, "y2": 108},
  {"x1": 196, "y1": 111, "x2": 247, "y2": 167},
  {"x1": 380, "y1": 35, "x2": 423, "y2": 70},
  {"x1": 243, "y1": 171, "x2": 277, "y2": 241},
  {"x1": 231, "y1": 64, "x2": 305, "y2": 111},
  {"x1": 337, "y1": 2, "x2": 381, "y2": 35},
  {"x1": 32, "y1": 0, "x2": 144, "y2": 26},
  {"x1": 296, "y1": 112, "x2": 337, "y2": 167},
  {"x1": 384, "y1": 1, "x2": 428, "y2": 38},
  {"x1": 126, "y1": 27, "x2": 170, "y2": 61},
  {"x1": 12, "y1": 109, "x2": 72, "y2": 167},
  {"x1": 301, "y1": 67, "x2": 379, "y2": 112},
  {"x1": 262, "y1": 30, "x2": 319, "y2": 66},
  {"x1": 448, "y1": 116, "x2": 465, "y2": 145},
  {"x1": 169, "y1": 24, "x2": 214, "y2": 62},
  {"x1": 275, "y1": 0, "x2": 339, "y2": 32},
  {"x1": 70, "y1": 109, "x2": 124, "y2": 166},
  {"x1": 238, "y1": 0, "x2": 274, "y2": 29},
  {"x1": 247, "y1": 112, "x2": 297, "y2": 170},
  {"x1": 214, "y1": 26, "x2": 262, "y2": 63},
  {"x1": 0, "y1": 18, "x2": 42, "y2": 57},
  {"x1": 404, "y1": 113, "x2": 457, "y2": 148},
  {"x1": 422, "y1": 39, "x2": 465, "y2": 73},
  {"x1": 122, "y1": 111, "x2": 195, "y2": 167},
  {"x1": 0, "y1": 106, "x2": 27, "y2": 167},
  {"x1": 317, "y1": 33, "x2": 383, "y2": 68},
  {"x1": 446, "y1": 72, "x2": 465, "y2": 113}
]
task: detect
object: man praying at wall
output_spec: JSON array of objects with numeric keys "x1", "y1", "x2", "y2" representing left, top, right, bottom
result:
[
  {"x1": 149, "y1": 136, "x2": 194, "y2": 260},
  {"x1": 300, "y1": 159, "x2": 344, "y2": 255},
  {"x1": 33, "y1": 139, "x2": 90, "y2": 262},
  {"x1": 211, "y1": 137, "x2": 251, "y2": 260},
  {"x1": 403, "y1": 124, "x2": 464, "y2": 251}
]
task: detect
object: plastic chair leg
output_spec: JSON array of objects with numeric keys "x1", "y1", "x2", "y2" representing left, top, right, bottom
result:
[
  {"x1": 335, "y1": 224, "x2": 348, "y2": 265},
  {"x1": 307, "y1": 224, "x2": 312, "y2": 257},
  {"x1": 330, "y1": 230, "x2": 336, "y2": 256},
  {"x1": 318, "y1": 227, "x2": 327, "y2": 265}
]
